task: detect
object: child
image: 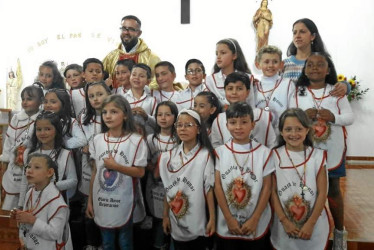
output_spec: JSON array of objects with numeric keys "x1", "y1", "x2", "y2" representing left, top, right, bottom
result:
[
  {"x1": 0, "y1": 85, "x2": 43, "y2": 210},
  {"x1": 124, "y1": 63, "x2": 157, "y2": 134},
  {"x1": 43, "y1": 89, "x2": 86, "y2": 149},
  {"x1": 252, "y1": 45, "x2": 294, "y2": 131},
  {"x1": 205, "y1": 38, "x2": 252, "y2": 106},
  {"x1": 289, "y1": 52, "x2": 354, "y2": 249},
  {"x1": 214, "y1": 102, "x2": 273, "y2": 249},
  {"x1": 146, "y1": 101, "x2": 178, "y2": 249},
  {"x1": 270, "y1": 108, "x2": 329, "y2": 250},
  {"x1": 19, "y1": 111, "x2": 78, "y2": 204},
  {"x1": 159, "y1": 109, "x2": 215, "y2": 250},
  {"x1": 86, "y1": 95, "x2": 147, "y2": 249},
  {"x1": 210, "y1": 72, "x2": 276, "y2": 148},
  {"x1": 64, "y1": 63, "x2": 86, "y2": 119},
  {"x1": 11, "y1": 153, "x2": 72, "y2": 250},
  {"x1": 152, "y1": 61, "x2": 181, "y2": 104},
  {"x1": 80, "y1": 81, "x2": 111, "y2": 197},
  {"x1": 78, "y1": 81, "x2": 112, "y2": 249},
  {"x1": 193, "y1": 91, "x2": 222, "y2": 135},
  {"x1": 38, "y1": 61, "x2": 65, "y2": 90},
  {"x1": 111, "y1": 59, "x2": 135, "y2": 94},
  {"x1": 176, "y1": 59, "x2": 207, "y2": 110},
  {"x1": 82, "y1": 58, "x2": 105, "y2": 84}
]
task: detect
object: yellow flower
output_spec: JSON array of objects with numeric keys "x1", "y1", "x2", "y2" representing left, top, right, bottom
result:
[
  {"x1": 337, "y1": 74, "x2": 346, "y2": 82},
  {"x1": 349, "y1": 79, "x2": 356, "y2": 88}
]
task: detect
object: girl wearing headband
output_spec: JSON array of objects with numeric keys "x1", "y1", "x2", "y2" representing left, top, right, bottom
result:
[{"x1": 158, "y1": 109, "x2": 215, "y2": 249}]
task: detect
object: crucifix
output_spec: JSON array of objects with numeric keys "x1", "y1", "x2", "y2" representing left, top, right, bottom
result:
[{"x1": 181, "y1": 0, "x2": 190, "y2": 24}]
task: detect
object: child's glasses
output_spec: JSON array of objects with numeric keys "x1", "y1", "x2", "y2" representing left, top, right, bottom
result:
[
  {"x1": 186, "y1": 68, "x2": 203, "y2": 75},
  {"x1": 174, "y1": 122, "x2": 198, "y2": 129}
]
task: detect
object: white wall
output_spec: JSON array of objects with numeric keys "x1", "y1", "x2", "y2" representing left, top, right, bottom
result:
[{"x1": 0, "y1": 0, "x2": 373, "y2": 156}]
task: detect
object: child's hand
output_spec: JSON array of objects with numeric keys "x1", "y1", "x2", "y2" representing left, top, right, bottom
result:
[
  {"x1": 305, "y1": 108, "x2": 318, "y2": 120},
  {"x1": 298, "y1": 220, "x2": 315, "y2": 240},
  {"x1": 132, "y1": 107, "x2": 148, "y2": 120},
  {"x1": 86, "y1": 201, "x2": 95, "y2": 219},
  {"x1": 162, "y1": 216, "x2": 171, "y2": 235},
  {"x1": 81, "y1": 146, "x2": 89, "y2": 154},
  {"x1": 241, "y1": 217, "x2": 258, "y2": 236},
  {"x1": 281, "y1": 218, "x2": 300, "y2": 238},
  {"x1": 10, "y1": 208, "x2": 19, "y2": 219},
  {"x1": 226, "y1": 216, "x2": 243, "y2": 235},
  {"x1": 105, "y1": 76, "x2": 113, "y2": 88},
  {"x1": 103, "y1": 154, "x2": 118, "y2": 171},
  {"x1": 317, "y1": 108, "x2": 335, "y2": 123},
  {"x1": 330, "y1": 82, "x2": 347, "y2": 97},
  {"x1": 15, "y1": 211, "x2": 36, "y2": 225},
  {"x1": 206, "y1": 218, "x2": 216, "y2": 237}
]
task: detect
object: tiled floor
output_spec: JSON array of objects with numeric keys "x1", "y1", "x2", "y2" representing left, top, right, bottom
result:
[
  {"x1": 342, "y1": 169, "x2": 374, "y2": 243},
  {"x1": 324, "y1": 167, "x2": 374, "y2": 250}
]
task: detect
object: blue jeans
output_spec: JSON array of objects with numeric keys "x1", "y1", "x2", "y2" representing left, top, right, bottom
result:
[{"x1": 100, "y1": 220, "x2": 133, "y2": 250}]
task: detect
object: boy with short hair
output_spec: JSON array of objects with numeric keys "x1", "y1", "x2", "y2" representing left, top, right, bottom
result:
[
  {"x1": 210, "y1": 72, "x2": 276, "y2": 148},
  {"x1": 152, "y1": 61, "x2": 182, "y2": 104},
  {"x1": 214, "y1": 102, "x2": 274, "y2": 249},
  {"x1": 124, "y1": 63, "x2": 157, "y2": 135},
  {"x1": 175, "y1": 59, "x2": 207, "y2": 110},
  {"x1": 251, "y1": 45, "x2": 293, "y2": 131}
]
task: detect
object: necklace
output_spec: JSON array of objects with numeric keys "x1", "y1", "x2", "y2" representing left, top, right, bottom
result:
[
  {"x1": 257, "y1": 76, "x2": 282, "y2": 111},
  {"x1": 105, "y1": 132, "x2": 128, "y2": 158},
  {"x1": 39, "y1": 148, "x2": 57, "y2": 160},
  {"x1": 26, "y1": 187, "x2": 44, "y2": 213},
  {"x1": 160, "y1": 90, "x2": 175, "y2": 102},
  {"x1": 157, "y1": 135, "x2": 174, "y2": 152},
  {"x1": 285, "y1": 146, "x2": 308, "y2": 199},
  {"x1": 129, "y1": 90, "x2": 146, "y2": 108},
  {"x1": 14, "y1": 118, "x2": 34, "y2": 145},
  {"x1": 167, "y1": 146, "x2": 202, "y2": 173},
  {"x1": 231, "y1": 140, "x2": 256, "y2": 180},
  {"x1": 307, "y1": 85, "x2": 328, "y2": 114}
]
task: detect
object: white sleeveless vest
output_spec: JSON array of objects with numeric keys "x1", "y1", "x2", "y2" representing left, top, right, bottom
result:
[
  {"x1": 159, "y1": 144, "x2": 214, "y2": 241},
  {"x1": 91, "y1": 133, "x2": 147, "y2": 228},
  {"x1": 215, "y1": 141, "x2": 274, "y2": 240},
  {"x1": 270, "y1": 146, "x2": 329, "y2": 250}
]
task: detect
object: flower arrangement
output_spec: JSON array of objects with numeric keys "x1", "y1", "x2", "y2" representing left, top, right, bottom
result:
[{"x1": 337, "y1": 74, "x2": 369, "y2": 102}]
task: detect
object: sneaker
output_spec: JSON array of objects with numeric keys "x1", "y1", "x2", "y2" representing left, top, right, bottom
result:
[{"x1": 333, "y1": 227, "x2": 348, "y2": 250}]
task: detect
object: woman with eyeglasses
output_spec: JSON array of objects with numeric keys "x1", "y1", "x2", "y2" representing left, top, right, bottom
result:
[{"x1": 158, "y1": 109, "x2": 215, "y2": 250}]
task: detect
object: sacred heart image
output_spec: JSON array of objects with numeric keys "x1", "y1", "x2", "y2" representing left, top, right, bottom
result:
[
  {"x1": 169, "y1": 190, "x2": 189, "y2": 219},
  {"x1": 226, "y1": 177, "x2": 251, "y2": 209},
  {"x1": 312, "y1": 119, "x2": 331, "y2": 143},
  {"x1": 285, "y1": 194, "x2": 311, "y2": 228},
  {"x1": 99, "y1": 167, "x2": 123, "y2": 191},
  {"x1": 15, "y1": 145, "x2": 27, "y2": 167}
]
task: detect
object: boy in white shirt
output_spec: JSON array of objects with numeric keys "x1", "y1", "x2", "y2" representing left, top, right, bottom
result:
[
  {"x1": 210, "y1": 72, "x2": 276, "y2": 148},
  {"x1": 152, "y1": 61, "x2": 181, "y2": 104}
]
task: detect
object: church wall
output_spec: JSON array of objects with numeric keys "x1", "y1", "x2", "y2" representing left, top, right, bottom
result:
[{"x1": 0, "y1": 0, "x2": 372, "y2": 156}]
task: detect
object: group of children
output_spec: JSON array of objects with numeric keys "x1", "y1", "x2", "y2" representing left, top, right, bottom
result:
[{"x1": 0, "y1": 17, "x2": 353, "y2": 250}]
